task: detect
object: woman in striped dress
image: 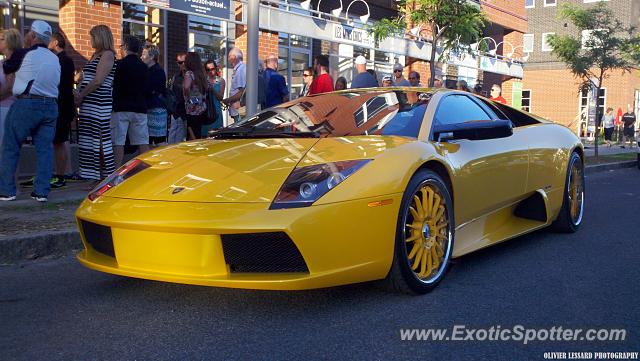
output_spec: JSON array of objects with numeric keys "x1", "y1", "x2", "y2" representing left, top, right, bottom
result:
[{"x1": 74, "y1": 25, "x2": 116, "y2": 182}]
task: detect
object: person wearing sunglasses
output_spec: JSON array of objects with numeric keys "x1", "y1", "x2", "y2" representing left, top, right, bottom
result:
[
  {"x1": 203, "y1": 59, "x2": 225, "y2": 134},
  {"x1": 167, "y1": 52, "x2": 188, "y2": 143},
  {"x1": 392, "y1": 63, "x2": 410, "y2": 86},
  {"x1": 299, "y1": 67, "x2": 313, "y2": 98}
]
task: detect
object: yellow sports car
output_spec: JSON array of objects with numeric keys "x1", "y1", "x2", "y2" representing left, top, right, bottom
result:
[{"x1": 76, "y1": 88, "x2": 584, "y2": 294}]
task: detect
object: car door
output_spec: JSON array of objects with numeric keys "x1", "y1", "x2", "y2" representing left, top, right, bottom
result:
[{"x1": 431, "y1": 94, "x2": 530, "y2": 226}]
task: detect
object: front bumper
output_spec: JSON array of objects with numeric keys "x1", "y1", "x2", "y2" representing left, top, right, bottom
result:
[{"x1": 75, "y1": 194, "x2": 402, "y2": 290}]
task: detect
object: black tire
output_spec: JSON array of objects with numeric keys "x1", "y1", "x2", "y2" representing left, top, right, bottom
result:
[
  {"x1": 385, "y1": 169, "x2": 455, "y2": 294},
  {"x1": 552, "y1": 152, "x2": 585, "y2": 233}
]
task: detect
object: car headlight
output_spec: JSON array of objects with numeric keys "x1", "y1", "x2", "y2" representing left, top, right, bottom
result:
[
  {"x1": 88, "y1": 159, "x2": 150, "y2": 201},
  {"x1": 271, "y1": 159, "x2": 371, "y2": 209}
]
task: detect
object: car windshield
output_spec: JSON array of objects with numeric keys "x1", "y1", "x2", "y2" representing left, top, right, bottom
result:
[{"x1": 211, "y1": 90, "x2": 431, "y2": 139}]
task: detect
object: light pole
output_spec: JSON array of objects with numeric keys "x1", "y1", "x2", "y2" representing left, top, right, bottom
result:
[
  {"x1": 246, "y1": 0, "x2": 259, "y2": 117},
  {"x1": 494, "y1": 40, "x2": 514, "y2": 57},
  {"x1": 344, "y1": 0, "x2": 370, "y2": 24},
  {"x1": 477, "y1": 36, "x2": 498, "y2": 55}
]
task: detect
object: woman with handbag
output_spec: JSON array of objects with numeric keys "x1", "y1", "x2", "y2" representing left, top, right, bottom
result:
[
  {"x1": 203, "y1": 59, "x2": 226, "y2": 136},
  {"x1": 182, "y1": 52, "x2": 208, "y2": 139},
  {"x1": 142, "y1": 45, "x2": 167, "y2": 146}
]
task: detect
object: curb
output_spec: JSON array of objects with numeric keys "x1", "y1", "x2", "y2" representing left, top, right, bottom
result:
[
  {"x1": 585, "y1": 160, "x2": 638, "y2": 175},
  {"x1": 0, "y1": 193, "x2": 87, "y2": 210},
  {"x1": 1, "y1": 159, "x2": 637, "y2": 263},
  {"x1": 0, "y1": 230, "x2": 81, "y2": 264}
]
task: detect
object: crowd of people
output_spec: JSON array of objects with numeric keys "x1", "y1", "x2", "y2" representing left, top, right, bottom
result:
[
  {"x1": 0, "y1": 22, "x2": 247, "y2": 202},
  {"x1": 0, "y1": 20, "x2": 555, "y2": 203}
]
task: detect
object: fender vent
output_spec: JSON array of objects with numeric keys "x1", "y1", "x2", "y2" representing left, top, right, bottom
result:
[
  {"x1": 80, "y1": 221, "x2": 115, "y2": 258},
  {"x1": 514, "y1": 192, "x2": 547, "y2": 222},
  {"x1": 221, "y1": 232, "x2": 308, "y2": 273}
]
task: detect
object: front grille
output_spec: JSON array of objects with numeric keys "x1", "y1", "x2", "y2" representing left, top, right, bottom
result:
[
  {"x1": 80, "y1": 220, "x2": 115, "y2": 258},
  {"x1": 221, "y1": 232, "x2": 308, "y2": 273}
]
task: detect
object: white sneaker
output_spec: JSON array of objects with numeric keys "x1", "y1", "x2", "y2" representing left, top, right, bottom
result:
[{"x1": 0, "y1": 194, "x2": 16, "y2": 201}]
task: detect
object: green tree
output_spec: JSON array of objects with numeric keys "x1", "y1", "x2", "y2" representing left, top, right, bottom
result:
[
  {"x1": 547, "y1": 2, "x2": 637, "y2": 158},
  {"x1": 368, "y1": 0, "x2": 486, "y2": 87}
]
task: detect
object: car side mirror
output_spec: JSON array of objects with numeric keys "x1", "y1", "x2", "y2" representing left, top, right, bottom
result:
[{"x1": 433, "y1": 119, "x2": 513, "y2": 142}]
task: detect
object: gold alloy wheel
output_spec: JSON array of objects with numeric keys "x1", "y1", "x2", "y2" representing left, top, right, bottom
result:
[
  {"x1": 404, "y1": 183, "x2": 450, "y2": 282},
  {"x1": 568, "y1": 160, "x2": 584, "y2": 225}
]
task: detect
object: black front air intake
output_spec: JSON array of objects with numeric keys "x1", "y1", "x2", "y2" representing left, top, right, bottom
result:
[
  {"x1": 80, "y1": 220, "x2": 115, "y2": 258},
  {"x1": 221, "y1": 232, "x2": 309, "y2": 273}
]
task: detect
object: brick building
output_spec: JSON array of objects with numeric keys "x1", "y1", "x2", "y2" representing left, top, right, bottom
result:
[
  {"x1": 522, "y1": 0, "x2": 640, "y2": 135},
  {"x1": 1, "y1": 0, "x2": 527, "y2": 114}
]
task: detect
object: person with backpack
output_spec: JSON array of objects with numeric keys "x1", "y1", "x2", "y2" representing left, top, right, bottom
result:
[{"x1": 182, "y1": 52, "x2": 208, "y2": 139}]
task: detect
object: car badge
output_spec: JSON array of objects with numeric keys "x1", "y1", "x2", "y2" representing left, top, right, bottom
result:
[{"x1": 172, "y1": 187, "x2": 185, "y2": 195}]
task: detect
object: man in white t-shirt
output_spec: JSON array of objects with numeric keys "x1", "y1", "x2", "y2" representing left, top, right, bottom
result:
[{"x1": 0, "y1": 20, "x2": 60, "y2": 202}]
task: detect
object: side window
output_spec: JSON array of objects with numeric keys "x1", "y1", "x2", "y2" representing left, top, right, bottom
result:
[
  {"x1": 476, "y1": 97, "x2": 509, "y2": 120},
  {"x1": 434, "y1": 95, "x2": 492, "y2": 125}
]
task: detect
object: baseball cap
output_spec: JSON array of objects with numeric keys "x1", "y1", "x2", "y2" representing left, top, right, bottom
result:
[
  {"x1": 382, "y1": 75, "x2": 392, "y2": 81},
  {"x1": 30, "y1": 20, "x2": 52, "y2": 38},
  {"x1": 393, "y1": 63, "x2": 404, "y2": 71},
  {"x1": 355, "y1": 55, "x2": 367, "y2": 65}
]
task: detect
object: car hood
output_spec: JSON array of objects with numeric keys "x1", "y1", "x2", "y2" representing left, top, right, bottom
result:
[{"x1": 105, "y1": 136, "x2": 413, "y2": 203}]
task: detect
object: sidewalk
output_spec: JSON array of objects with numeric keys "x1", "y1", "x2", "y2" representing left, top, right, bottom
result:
[
  {"x1": 0, "y1": 180, "x2": 89, "y2": 264},
  {"x1": 582, "y1": 143, "x2": 638, "y2": 157},
  {"x1": 1, "y1": 150, "x2": 637, "y2": 264}
]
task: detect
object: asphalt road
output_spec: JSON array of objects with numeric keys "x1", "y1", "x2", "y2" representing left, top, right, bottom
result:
[{"x1": 1, "y1": 168, "x2": 639, "y2": 360}]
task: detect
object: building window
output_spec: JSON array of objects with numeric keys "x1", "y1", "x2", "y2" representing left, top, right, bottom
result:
[
  {"x1": 581, "y1": 29, "x2": 606, "y2": 49},
  {"x1": 122, "y1": 4, "x2": 165, "y2": 66},
  {"x1": 579, "y1": 87, "x2": 606, "y2": 118},
  {"x1": 279, "y1": 32, "x2": 312, "y2": 99},
  {"x1": 544, "y1": 0, "x2": 557, "y2": 6},
  {"x1": 1, "y1": 0, "x2": 59, "y2": 37},
  {"x1": 523, "y1": 34, "x2": 534, "y2": 53},
  {"x1": 579, "y1": 87, "x2": 606, "y2": 136},
  {"x1": 525, "y1": 0, "x2": 535, "y2": 8},
  {"x1": 521, "y1": 90, "x2": 531, "y2": 112},
  {"x1": 188, "y1": 15, "x2": 226, "y2": 66},
  {"x1": 541, "y1": 33, "x2": 554, "y2": 52}
]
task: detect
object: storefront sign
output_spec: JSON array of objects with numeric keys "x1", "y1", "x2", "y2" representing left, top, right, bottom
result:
[
  {"x1": 145, "y1": 0, "x2": 230, "y2": 19},
  {"x1": 333, "y1": 24, "x2": 375, "y2": 47},
  {"x1": 260, "y1": 8, "x2": 433, "y2": 60}
]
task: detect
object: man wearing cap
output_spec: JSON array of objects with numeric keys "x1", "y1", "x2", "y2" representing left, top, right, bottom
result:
[
  {"x1": 263, "y1": 55, "x2": 289, "y2": 108},
  {"x1": 350, "y1": 55, "x2": 378, "y2": 89},
  {"x1": 382, "y1": 75, "x2": 393, "y2": 87},
  {"x1": 392, "y1": 63, "x2": 410, "y2": 86},
  {"x1": 0, "y1": 20, "x2": 60, "y2": 202}
]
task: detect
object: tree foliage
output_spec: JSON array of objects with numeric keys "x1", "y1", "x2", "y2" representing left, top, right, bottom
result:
[
  {"x1": 547, "y1": 2, "x2": 639, "y2": 157},
  {"x1": 368, "y1": 0, "x2": 486, "y2": 87}
]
